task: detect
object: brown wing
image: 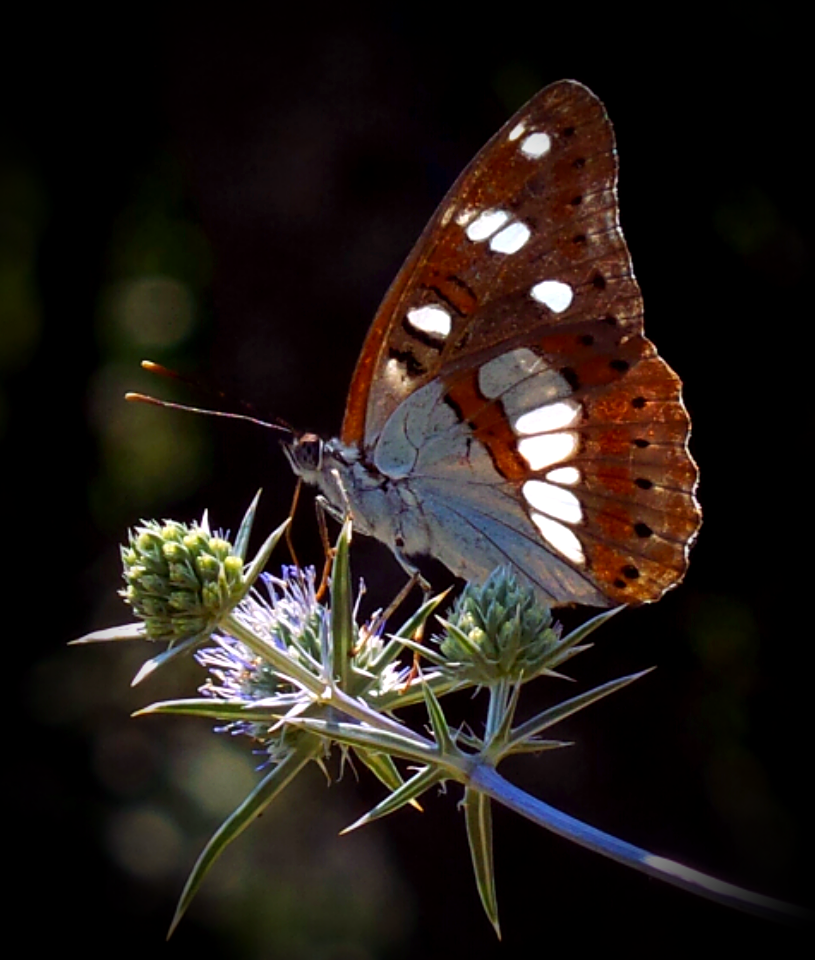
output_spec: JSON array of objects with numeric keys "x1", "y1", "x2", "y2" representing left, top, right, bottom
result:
[
  {"x1": 341, "y1": 79, "x2": 700, "y2": 604},
  {"x1": 342, "y1": 80, "x2": 633, "y2": 445}
]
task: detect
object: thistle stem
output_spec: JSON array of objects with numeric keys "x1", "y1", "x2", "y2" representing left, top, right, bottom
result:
[
  {"x1": 224, "y1": 612, "x2": 435, "y2": 750},
  {"x1": 468, "y1": 764, "x2": 811, "y2": 924}
]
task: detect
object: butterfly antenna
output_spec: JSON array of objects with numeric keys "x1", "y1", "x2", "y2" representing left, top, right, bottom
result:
[
  {"x1": 126, "y1": 391, "x2": 296, "y2": 436},
  {"x1": 127, "y1": 360, "x2": 296, "y2": 437},
  {"x1": 140, "y1": 359, "x2": 201, "y2": 389},
  {"x1": 141, "y1": 360, "x2": 293, "y2": 425}
]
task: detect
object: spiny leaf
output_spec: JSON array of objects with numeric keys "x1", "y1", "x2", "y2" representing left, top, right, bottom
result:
[
  {"x1": 330, "y1": 519, "x2": 354, "y2": 687},
  {"x1": 353, "y1": 748, "x2": 411, "y2": 798},
  {"x1": 233, "y1": 490, "x2": 262, "y2": 561},
  {"x1": 70, "y1": 622, "x2": 147, "y2": 645},
  {"x1": 464, "y1": 787, "x2": 500, "y2": 938},
  {"x1": 281, "y1": 715, "x2": 437, "y2": 765},
  {"x1": 133, "y1": 698, "x2": 281, "y2": 723},
  {"x1": 422, "y1": 676, "x2": 457, "y2": 755},
  {"x1": 506, "y1": 670, "x2": 652, "y2": 753},
  {"x1": 168, "y1": 738, "x2": 321, "y2": 938},
  {"x1": 544, "y1": 606, "x2": 624, "y2": 668},
  {"x1": 241, "y1": 516, "x2": 290, "y2": 594},
  {"x1": 369, "y1": 590, "x2": 450, "y2": 673},
  {"x1": 341, "y1": 765, "x2": 442, "y2": 833},
  {"x1": 131, "y1": 634, "x2": 206, "y2": 686}
]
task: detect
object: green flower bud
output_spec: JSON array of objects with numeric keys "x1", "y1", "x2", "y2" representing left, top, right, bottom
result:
[
  {"x1": 223, "y1": 555, "x2": 244, "y2": 585},
  {"x1": 140, "y1": 596, "x2": 169, "y2": 619},
  {"x1": 168, "y1": 589, "x2": 202, "y2": 613},
  {"x1": 160, "y1": 522, "x2": 184, "y2": 543},
  {"x1": 208, "y1": 538, "x2": 232, "y2": 561},
  {"x1": 195, "y1": 553, "x2": 221, "y2": 582},
  {"x1": 120, "y1": 519, "x2": 247, "y2": 643},
  {"x1": 201, "y1": 582, "x2": 222, "y2": 609},
  {"x1": 167, "y1": 561, "x2": 199, "y2": 591},
  {"x1": 136, "y1": 530, "x2": 162, "y2": 553},
  {"x1": 161, "y1": 541, "x2": 188, "y2": 563},
  {"x1": 182, "y1": 530, "x2": 210, "y2": 552},
  {"x1": 139, "y1": 573, "x2": 169, "y2": 595},
  {"x1": 439, "y1": 568, "x2": 561, "y2": 685}
]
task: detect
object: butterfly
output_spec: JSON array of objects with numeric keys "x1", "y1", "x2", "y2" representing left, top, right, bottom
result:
[{"x1": 286, "y1": 80, "x2": 701, "y2": 608}]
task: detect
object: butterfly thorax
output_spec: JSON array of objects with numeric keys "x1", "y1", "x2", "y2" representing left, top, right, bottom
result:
[{"x1": 285, "y1": 434, "x2": 433, "y2": 567}]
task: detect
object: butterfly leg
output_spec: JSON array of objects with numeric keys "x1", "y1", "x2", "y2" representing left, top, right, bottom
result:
[
  {"x1": 384, "y1": 541, "x2": 428, "y2": 596},
  {"x1": 387, "y1": 549, "x2": 433, "y2": 686},
  {"x1": 313, "y1": 494, "x2": 345, "y2": 601},
  {"x1": 285, "y1": 478, "x2": 304, "y2": 568},
  {"x1": 377, "y1": 568, "x2": 425, "y2": 626},
  {"x1": 355, "y1": 569, "x2": 420, "y2": 657}
]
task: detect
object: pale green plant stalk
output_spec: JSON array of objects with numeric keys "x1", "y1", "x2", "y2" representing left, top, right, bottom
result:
[{"x1": 73, "y1": 494, "x2": 812, "y2": 937}]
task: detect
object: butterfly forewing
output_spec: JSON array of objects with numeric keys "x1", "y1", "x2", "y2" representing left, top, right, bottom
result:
[
  {"x1": 338, "y1": 80, "x2": 700, "y2": 606},
  {"x1": 342, "y1": 81, "x2": 633, "y2": 445}
]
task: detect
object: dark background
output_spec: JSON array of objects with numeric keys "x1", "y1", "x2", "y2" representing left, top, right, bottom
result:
[{"x1": 6, "y1": 5, "x2": 813, "y2": 957}]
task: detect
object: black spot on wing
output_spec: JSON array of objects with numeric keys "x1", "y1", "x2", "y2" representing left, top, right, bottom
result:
[
  {"x1": 388, "y1": 346, "x2": 426, "y2": 377},
  {"x1": 428, "y1": 285, "x2": 466, "y2": 317},
  {"x1": 401, "y1": 316, "x2": 445, "y2": 352},
  {"x1": 443, "y1": 393, "x2": 465, "y2": 422}
]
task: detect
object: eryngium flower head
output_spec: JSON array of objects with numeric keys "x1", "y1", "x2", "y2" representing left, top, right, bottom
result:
[
  {"x1": 196, "y1": 566, "x2": 326, "y2": 757},
  {"x1": 439, "y1": 568, "x2": 561, "y2": 684},
  {"x1": 120, "y1": 520, "x2": 245, "y2": 643}
]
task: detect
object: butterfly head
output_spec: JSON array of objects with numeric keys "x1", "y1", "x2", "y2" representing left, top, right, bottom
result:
[
  {"x1": 283, "y1": 433, "x2": 361, "y2": 492},
  {"x1": 284, "y1": 432, "x2": 393, "y2": 543},
  {"x1": 283, "y1": 432, "x2": 326, "y2": 484}
]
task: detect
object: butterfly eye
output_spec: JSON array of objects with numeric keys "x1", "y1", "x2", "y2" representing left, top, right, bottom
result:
[{"x1": 290, "y1": 435, "x2": 324, "y2": 474}]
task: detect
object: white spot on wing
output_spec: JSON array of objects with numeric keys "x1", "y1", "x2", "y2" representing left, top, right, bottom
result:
[
  {"x1": 383, "y1": 357, "x2": 412, "y2": 396},
  {"x1": 405, "y1": 304, "x2": 452, "y2": 339},
  {"x1": 546, "y1": 466, "x2": 580, "y2": 486},
  {"x1": 478, "y1": 347, "x2": 543, "y2": 399},
  {"x1": 514, "y1": 400, "x2": 581, "y2": 435},
  {"x1": 465, "y1": 209, "x2": 510, "y2": 241},
  {"x1": 531, "y1": 279, "x2": 574, "y2": 313},
  {"x1": 520, "y1": 131, "x2": 551, "y2": 158},
  {"x1": 508, "y1": 121, "x2": 526, "y2": 141},
  {"x1": 530, "y1": 512, "x2": 585, "y2": 564},
  {"x1": 518, "y1": 432, "x2": 577, "y2": 470},
  {"x1": 523, "y1": 480, "x2": 583, "y2": 524},
  {"x1": 489, "y1": 221, "x2": 531, "y2": 254},
  {"x1": 501, "y1": 367, "x2": 573, "y2": 418}
]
